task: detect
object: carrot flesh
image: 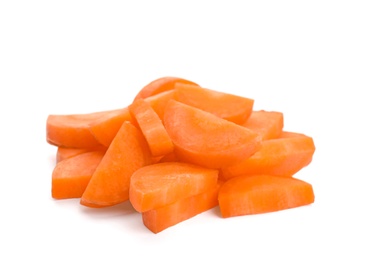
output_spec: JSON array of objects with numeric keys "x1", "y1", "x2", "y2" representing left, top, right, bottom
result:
[
  {"x1": 56, "y1": 146, "x2": 107, "y2": 163},
  {"x1": 220, "y1": 131, "x2": 315, "y2": 180},
  {"x1": 129, "y1": 162, "x2": 219, "y2": 212},
  {"x1": 142, "y1": 181, "x2": 222, "y2": 233},
  {"x1": 133, "y1": 76, "x2": 199, "y2": 100},
  {"x1": 218, "y1": 174, "x2": 315, "y2": 218},
  {"x1": 164, "y1": 100, "x2": 262, "y2": 169},
  {"x1": 80, "y1": 121, "x2": 152, "y2": 208},
  {"x1": 174, "y1": 83, "x2": 254, "y2": 125},
  {"x1": 129, "y1": 99, "x2": 174, "y2": 157},
  {"x1": 241, "y1": 110, "x2": 284, "y2": 140},
  {"x1": 52, "y1": 151, "x2": 105, "y2": 199}
]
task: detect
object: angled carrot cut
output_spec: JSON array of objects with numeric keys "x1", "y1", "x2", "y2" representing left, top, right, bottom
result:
[
  {"x1": 220, "y1": 131, "x2": 315, "y2": 180},
  {"x1": 218, "y1": 174, "x2": 315, "y2": 218},
  {"x1": 129, "y1": 162, "x2": 219, "y2": 212},
  {"x1": 134, "y1": 76, "x2": 199, "y2": 100},
  {"x1": 52, "y1": 151, "x2": 104, "y2": 199},
  {"x1": 129, "y1": 99, "x2": 174, "y2": 157},
  {"x1": 174, "y1": 83, "x2": 254, "y2": 125},
  {"x1": 80, "y1": 121, "x2": 152, "y2": 208},
  {"x1": 241, "y1": 110, "x2": 284, "y2": 140},
  {"x1": 142, "y1": 181, "x2": 222, "y2": 233},
  {"x1": 164, "y1": 100, "x2": 262, "y2": 168}
]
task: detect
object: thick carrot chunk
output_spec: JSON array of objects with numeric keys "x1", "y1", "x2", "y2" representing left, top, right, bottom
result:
[
  {"x1": 129, "y1": 99, "x2": 174, "y2": 157},
  {"x1": 220, "y1": 131, "x2": 315, "y2": 180},
  {"x1": 133, "y1": 76, "x2": 199, "y2": 100},
  {"x1": 241, "y1": 110, "x2": 284, "y2": 140},
  {"x1": 52, "y1": 151, "x2": 104, "y2": 199},
  {"x1": 218, "y1": 174, "x2": 315, "y2": 218},
  {"x1": 164, "y1": 100, "x2": 262, "y2": 168},
  {"x1": 129, "y1": 162, "x2": 219, "y2": 212},
  {"x1": 142, "y1": 182, "x2": 222, "y2": 233},
  {"x1": 80, "y1": 121, "x2": 152, "y2": 208},
  {"x1": 174, "y1": 83, "x2": 254, "y2": 125}
]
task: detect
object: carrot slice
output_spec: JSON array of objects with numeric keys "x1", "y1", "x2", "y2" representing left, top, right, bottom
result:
[
  {"x1": 133, "y1": 76, "x2": 199, "y2": 100},
  {"x1": 46, "y1": 111, "x2": 114, "y2": 148},
  {"x1": 142, "y1": 181, "x2": 222, "y2": 233},
  {"x1": 129, "y1": 99, "x2": 174, "y2": 157},
  {"x1": 241, "y1": 110, "x2": 284, "y2": 140},
  {"x1": 80, "y1": 121, "x2": 152, "y2": 208},
  {"x1": 129, "y1": 162, "x2": 219, "y2": 212},
  {"x1": 56, "y1": 146, "x2": 107, "y2": 163},
  {"x1": 220, "y1": 132, "x2": 315, "y2": 180},
  {"x1": 164, "y1": 100, "x2": 262, "y2": 168},
  {"x1": 174, "y1": 83, "x2": 254, "y2": 125},
  {"x1": 52, "y1": 151, "x2": 105, "y2": 199},
  {"x1": 218, "y1": 174, "x2": 315, "y2": 218}
]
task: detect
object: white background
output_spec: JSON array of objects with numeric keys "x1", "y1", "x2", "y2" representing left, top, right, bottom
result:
[{"x1": 1, "y1": 1, "x2": 364, "y2": 259}]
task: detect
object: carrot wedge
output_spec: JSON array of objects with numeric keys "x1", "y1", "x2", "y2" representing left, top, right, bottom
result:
[
  {"x1": 241, "y1": 110, "x2": 284, "y2": 140},
  {"x1": 52, "y1": 151, "x2": 105, "y2": 199},
  {"x1": 80, "y1": 121, "x2": 152, "y2": 208},
  {"x1": 218, "y1": 174, "x2": 315, "y2": 218},
  {"x1": 142, "y1": 181, "x2": 222, "y2": 233},
  {"x1": 129, "y1": 162, "x2": 219, "y2": 212},
  {"x1": 129, "y1": 99, "x2": 174, "y2": 157},
  {"x1": 164, "y1": 100, "x2": 262, "y2": 168},
  {"x1": 133, "y1": 76, "x2": 199, "y2": 100},
  {"x1": 220, "y1": 131, "x2": 315, "y2": 180},
  {"x1": 174, "y1": 83, "x2": 254, "y2": 125}
]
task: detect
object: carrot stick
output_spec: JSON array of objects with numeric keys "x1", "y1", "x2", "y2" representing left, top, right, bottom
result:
[
  {"x1": 220, "y1": 131, "x2": 315, "y2": 180},
  {"x1": 129, "y1": 99, "x2": 174, "y2": 157},
  {"x1": 218, "y1": 174, "x2": 315, "y2": 218},
  {"x1": 174, "y1": 83, "x2": 254, "y2": 125},
  {"x1": 241, "y1": 110, "x2": 284, "y2": 140},
  {"x1": 164, "y1": 100, "x2": 262, "y2": 168},
  {"x1": 52, "y1": 151, "x2": 105, "y2": 199},
  {"x1": 133, "y1": 76, "x2": 199, "y2": 100},
  {"x1": 80, "y1": 121, "x2": 152, "y2": 208},
  {"x1": 129, "y1": 162, "x2": 219, "y2": 212},
  {"x1": 142, "y1": 181, "x2": 222, "y2": 233}
]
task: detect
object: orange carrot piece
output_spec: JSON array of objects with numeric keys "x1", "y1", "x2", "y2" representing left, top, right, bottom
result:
[
  {"x1": 52, "y1": 151, "x2": 104, "y2": 199},
  {"x1": 142, "y1": 181, "x2": 222, "y2": 233},
  {"x1": 163, "y1": 100, "x2": 262, "y2": 168},
  {"x1": 220, "y1": 132, "x2": 315, "y2": 180},
  {"x1": 174, "y1": 83, "x2": 254, "y2": 125},
  {"x1": 88, "y1": 107, "x2": 134, "y2": 147},
  {"x1": 144, "y1": 90, "x2": 176, "y2": 121},
  {"x1": 129, "y1": 99, "x2": 174, "y2": 157},
  {"x1": 47, "y1": 112, "x2": 109, "y2": 148},
  {"x1": 80, "y1": 121, "x2": 152, "y2": 208},
  {"x1": 134, "y1": 76, "x2": 199, "y2": 100},
  {"x1": 218, "y1": 174, "x2": 315, "y2": 218},
  {"x1": 129, "y1": 162, "x2": 219, "y2": 212},
  {"x1": 241, "y1": 110, "x2": 284, "y2": 140},
  {"x1": 56, "y1": 146, "x2": 107, "y2": 163}
]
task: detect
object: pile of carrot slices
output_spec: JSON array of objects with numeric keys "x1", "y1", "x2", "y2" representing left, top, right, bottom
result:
[{"x1": 47, "y1": 76, "x2": 316, "y2": 233}]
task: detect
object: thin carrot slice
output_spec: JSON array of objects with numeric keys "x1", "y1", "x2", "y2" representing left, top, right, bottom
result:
[
  {"x1": 142, "y1": 181, "x2": 222, "y2": 233},
  {"x1": 174, "y1": 83, "x2": 254, "y2": 125},
  {"x1": 241, "y1": 110, "x2": 284, "y2": 140},
  {"x1": 129, "y1": 162, "x2": 219, "y2": 212},
  {"x1": 88, "y1": 107, "x2": 134, "y2": 147},
  {"x1": 164, "y1": 100, "x2": 262, "y2": 168},
  {"x1": 80, "y1": 121, "x2": 152, "y2": 208},
  {"x1": 52, "y1": 151, "x2": 105, "y2": 199},
  {"x1": 47, "y1": 113, "x2": 106, "y2": 148},
  {"x1": 129, "y1": 99, "x2": 174, "y2": 157},
  {"x1": 56, "y1": 146, "x2": 107, "y2": 163},
  {"x1": 218, "y1": 174, "x2": 315, "y2": 218},
  {"x1": 220, "y1": 132, "x2": 315, "y2": 180},
  {"x1": 133, "y1": 76, "x2": 199, "y2": 100}
]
